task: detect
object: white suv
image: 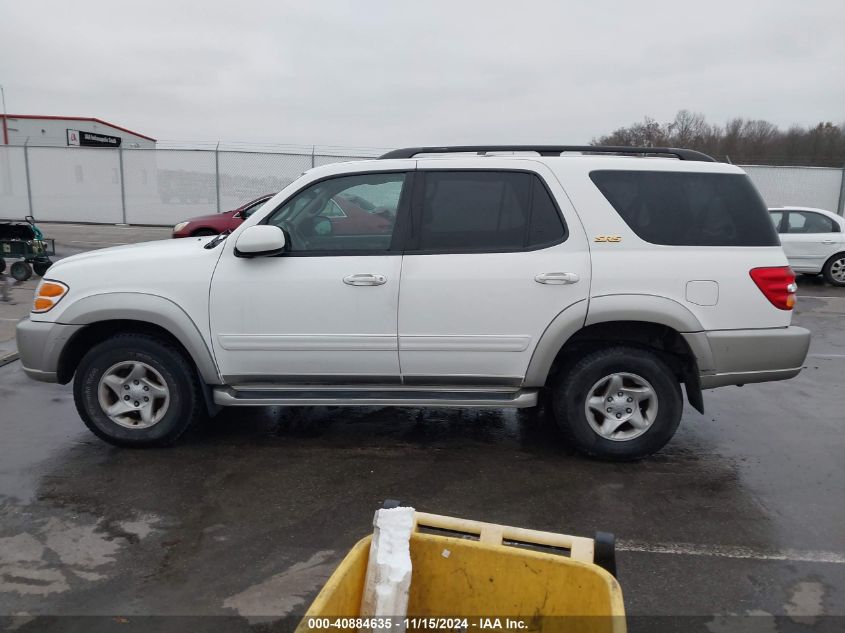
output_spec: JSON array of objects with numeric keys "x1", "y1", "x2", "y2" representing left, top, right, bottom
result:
[{"x1": 16, "y1": 145, "x2": 811, "y2": 460}]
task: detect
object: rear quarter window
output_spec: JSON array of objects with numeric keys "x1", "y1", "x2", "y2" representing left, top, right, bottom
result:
[{"x1": 590, "y1": 170, "x2": 779, "y2": 247}]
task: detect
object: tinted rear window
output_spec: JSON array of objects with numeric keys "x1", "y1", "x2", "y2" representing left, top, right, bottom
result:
[{"x1": 589, "y1": 170, "x2": 779, "y2": 246}]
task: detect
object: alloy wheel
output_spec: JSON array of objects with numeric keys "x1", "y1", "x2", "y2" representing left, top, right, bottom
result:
[
  {"x1": 97, "y1": 361, "x2": 170, "y2": 429},
  {"x1": 584, "y1": 372, "x2": 659, "y2": 441}
]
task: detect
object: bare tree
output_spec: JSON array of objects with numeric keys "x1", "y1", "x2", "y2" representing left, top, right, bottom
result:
[{"x1": 592, "y1": 111, "x2": 845, "y2": 166}]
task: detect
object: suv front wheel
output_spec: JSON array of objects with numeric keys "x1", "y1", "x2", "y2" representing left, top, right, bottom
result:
[
  {"x1": 552, "y1": 346, "x2": 683, "y2": 460},
  {"x1": 73, "y1": 333, "x2": 203, "y2": 447}
]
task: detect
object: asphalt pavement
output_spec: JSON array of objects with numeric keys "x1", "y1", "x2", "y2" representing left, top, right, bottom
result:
[{"x1": 0, "y1": 224, "x2": 844, "y2": 631}]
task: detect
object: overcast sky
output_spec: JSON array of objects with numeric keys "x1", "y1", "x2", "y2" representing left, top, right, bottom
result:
[{"x1": 2, "y1": 0, "x2": 843, "y2": 149}]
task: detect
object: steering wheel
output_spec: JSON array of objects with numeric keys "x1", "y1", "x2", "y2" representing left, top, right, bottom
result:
[
  {"x1": 298, "y1": 215, "x2": 334, "y2": 239},
  {"x1": 274, "y1": 219, "x2": 308, "y2": 251}
]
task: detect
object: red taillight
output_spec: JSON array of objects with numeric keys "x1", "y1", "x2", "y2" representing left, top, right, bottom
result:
[{"x1": 749, "y1": 267, "x2": 797, "y2": 310}]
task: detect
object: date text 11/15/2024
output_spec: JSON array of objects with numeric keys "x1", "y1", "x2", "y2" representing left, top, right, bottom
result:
[{"x1": 305, "y1": 617, "x2": 535, "y2": 630}]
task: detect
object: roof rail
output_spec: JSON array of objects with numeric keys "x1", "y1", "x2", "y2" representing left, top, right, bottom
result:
[{"x1": 378, "y1": 145, "x2": 717, "y2": 162}]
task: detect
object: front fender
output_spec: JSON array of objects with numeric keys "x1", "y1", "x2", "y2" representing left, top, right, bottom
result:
[{"x1": 54, "y1": 292, "x2": 222, "y2": 384}]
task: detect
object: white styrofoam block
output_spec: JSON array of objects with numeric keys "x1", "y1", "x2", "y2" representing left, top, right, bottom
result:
[{"x1": 360, "y1": 506, "x2": 415, "y2": 627}]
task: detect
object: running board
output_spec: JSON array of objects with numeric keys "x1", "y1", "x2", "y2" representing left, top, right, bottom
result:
[{"x1": 213, "y1": 385, "x2": 538, "y2": 408}]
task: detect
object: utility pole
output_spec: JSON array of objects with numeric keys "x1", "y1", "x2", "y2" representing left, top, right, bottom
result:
[
  {"x1": 118, "y1": 146, "x2": 127, "y2": 224},
  {"x1": 23, "y1": 137, "x2": 34, "y2": 217},
  {"x1": 838, "y1": 163, "x2": 845, "y2": 217},
  {"x1": 215, "y1": 141, "x2": 221, "y2": 213},
  {"x1": 0, "y1": 85, "x2": 8, "y2": 145}
]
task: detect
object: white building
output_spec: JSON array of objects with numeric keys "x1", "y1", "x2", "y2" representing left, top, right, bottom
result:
[
  {"x1": 1, "y1": 115, "x2": 156, "y2": 148},
  {"x1": 0, "y1": 115, "x2": 159, "y2": 222}
]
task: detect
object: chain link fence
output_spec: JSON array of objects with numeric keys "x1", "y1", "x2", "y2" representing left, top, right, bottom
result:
[
  {"x1": 741, "y1": 165, "x2": 844, "y2": 211},
  {"x1": 123, "y1": 149, "x2": 217, "y2": 225},
  {"x1": 218, "y1": 151, "x2": 312, "y2": 214},
  {"x1": 1, "y1": 145, "x2": 844, "y2": 224},
  {"x1": 0, "y1": 146, "x2": 29, "y2": 218}
]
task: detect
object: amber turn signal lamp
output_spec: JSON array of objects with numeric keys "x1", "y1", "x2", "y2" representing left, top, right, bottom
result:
[
  {"x1": 31, "y1": 280, "x2": 69, "y2": 313},
  {"x1": 39, "y1": 282, "x2": 66, "y2": 297}
]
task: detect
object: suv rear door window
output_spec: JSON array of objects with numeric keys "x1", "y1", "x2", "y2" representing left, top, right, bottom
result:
[
  {"x1": 590, "y1": 170, "x2": 779, "y2": 246},
  {"x1": 415, "y1": 171, "x2": 566, "y2": 252}
]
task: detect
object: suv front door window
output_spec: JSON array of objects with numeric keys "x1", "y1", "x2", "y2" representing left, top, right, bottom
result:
[{"x1": 266, "y1": 173, "x2": 406, "y2": 252}]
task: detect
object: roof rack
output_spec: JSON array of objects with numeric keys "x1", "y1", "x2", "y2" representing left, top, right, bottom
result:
[{"x1": 379, "y1": 145, "x2": 717, "y2": 162}]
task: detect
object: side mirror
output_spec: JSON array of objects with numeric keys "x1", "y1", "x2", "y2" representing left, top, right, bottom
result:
[{"x1": 234, "y1": 225, "x2": 286, "y2": 258}]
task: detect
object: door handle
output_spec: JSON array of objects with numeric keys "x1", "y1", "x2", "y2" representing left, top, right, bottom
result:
[
  {"x1": 535, "y1": 272, "x2": 580, "y2": 285},
  {"x1": 821, "y1": 239, "x2": 835, "y2": 245},
  {"x1": 343, "y1": 273, "x2": 387, "y2": 286}
]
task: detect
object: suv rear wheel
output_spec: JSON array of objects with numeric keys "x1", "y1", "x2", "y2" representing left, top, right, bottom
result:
[
  {"x1": 73, "y1": 333, "x2": 203, "y2": 447},
  {"x1": 551, "y1": 346, "x2": 682, "y2": 460}
]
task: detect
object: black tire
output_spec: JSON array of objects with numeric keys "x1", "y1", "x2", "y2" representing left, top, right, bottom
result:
[
  {"x1": 0, "y1": 257, "x2": 5, "y2": 274},
  {"x1": 593, "y1": 531, "x2": 617, "y2": 578},
  {"x1": 551, "y1": 346, "x2": 683, "y2": 460},
  {"x1": 822, "y1": 252, "x2": 845, "y2": 287},
  {"x1": 191, "y1": 229, "x2": 217, "y2": 237},
  {"x1": 73, "y1": 333, "x2": 203, "y2": 447},
  {"x1": 33, "y1": 259, "x2": 52, "y2": 277},
  {"x1": 10, "y1": 260, "x2": 32, "y2": 282}
]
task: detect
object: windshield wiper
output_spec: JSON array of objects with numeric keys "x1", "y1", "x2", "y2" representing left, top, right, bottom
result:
[{"x1": 203, "y1": 230, "x2": 231, "y2": 250}]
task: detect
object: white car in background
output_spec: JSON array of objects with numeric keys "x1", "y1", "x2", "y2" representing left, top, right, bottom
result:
[{"x1": 769, "y1": 206, "x2": 845, "y2": 286}]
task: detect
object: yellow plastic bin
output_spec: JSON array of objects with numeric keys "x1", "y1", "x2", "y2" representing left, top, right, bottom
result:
[{"x1": 300, "y1": 512, "x2": 625, "y2": 633}]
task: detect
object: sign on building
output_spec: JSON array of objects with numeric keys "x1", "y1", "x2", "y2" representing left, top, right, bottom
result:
[{"x1": 66, "y1": 129, "x2": 122, "y2": 148}]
